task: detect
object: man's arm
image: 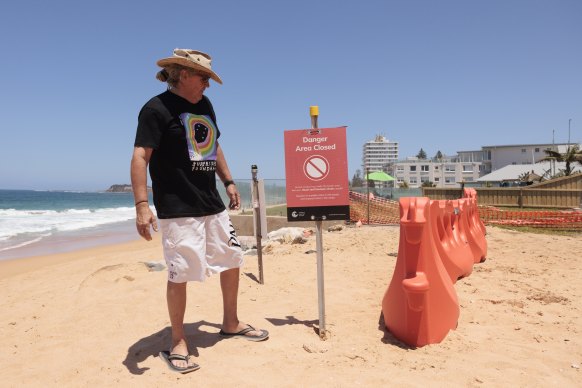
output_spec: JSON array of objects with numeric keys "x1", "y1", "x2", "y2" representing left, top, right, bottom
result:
[
  {"x1": 215, "y1": 142, "x2": 240, "y2": 210},
  {"x1": 130, "y1": 146, "x2": 158, "y2": 240}
]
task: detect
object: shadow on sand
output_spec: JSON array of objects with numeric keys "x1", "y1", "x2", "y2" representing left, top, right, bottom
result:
[
  {"x1": 123, "y1": 320, "x2": 223, "y2": 375},
  {"x1": 377, "y1": 311, "x2": 414, "y2": 350}
]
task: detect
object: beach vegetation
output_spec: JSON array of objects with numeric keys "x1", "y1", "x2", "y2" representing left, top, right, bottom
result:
[
  {"x1": 351, "y1": 169, "x2": 364, "y2": 187},
  {"x1": 538, "y1": 144, "x2": 581, "y2": 176}
]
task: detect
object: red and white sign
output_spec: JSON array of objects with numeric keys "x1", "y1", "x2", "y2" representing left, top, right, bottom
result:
[
  {"x1": 284, "y1": 127, "x2": 349, "y2": 221},
  {"x1": 304, "y1": 155, "x2": 329, "y2": 181}
]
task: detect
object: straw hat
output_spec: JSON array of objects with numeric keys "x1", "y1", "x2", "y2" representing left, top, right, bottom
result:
[{"x1": 157, "y1": 48, "x2": 223, "y2": 84}]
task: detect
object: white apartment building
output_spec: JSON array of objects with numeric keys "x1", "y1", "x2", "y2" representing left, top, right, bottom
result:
[
  {"x1": 480, "y1": 143, "x2": 577, "y2": 174},
  {"x1": 394, "y1": 157, "x2": 482, "y2": 188},
  {"x1": 362, "y1": 135, "x2": 399, "y2": 186}
]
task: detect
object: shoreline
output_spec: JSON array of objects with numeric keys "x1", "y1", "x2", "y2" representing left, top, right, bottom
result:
[
  {"x1": 0, "y1": 210, "x2": 330, "y2": 263},
  {"x1": 0, "y1": 236, "x2": 159, "y2": 280},
  {"x1": 0, "y1": 219, "x2": 141, "y2": 262}
]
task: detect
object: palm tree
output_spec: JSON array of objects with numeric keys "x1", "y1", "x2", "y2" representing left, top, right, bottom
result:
[
  {"x1": 539, "y1": 144, "x2": 581, "y2": 176},
  {"x1": 575, "y1": 148, "x2": 582, "y2": 167}
]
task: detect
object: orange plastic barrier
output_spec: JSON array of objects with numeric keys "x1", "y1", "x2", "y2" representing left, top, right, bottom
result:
[
  {"x1": 457, "y1": 199, "x2": 487, "y2": 263},
  {"x1": 429, "y1": 200, "x2": 473, "y2": 283},
  {"x1": 382, "y1": 197, "x2": 460, "y2": 347},
  {"x1": 463, "y1": 188, "x2": 487, "y2": 235}
]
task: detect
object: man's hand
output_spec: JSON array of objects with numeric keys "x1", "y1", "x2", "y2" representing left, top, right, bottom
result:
[
  {"x1": 135, "y1": 202, "x2": 158, "y2": 241},
  {"x1": 226, "y1": 184, "x2": 240, "y2": 210}
]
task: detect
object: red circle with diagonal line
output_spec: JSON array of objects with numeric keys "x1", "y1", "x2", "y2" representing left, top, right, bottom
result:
[{"x1": 303, "y1": 155, "x2": 330, "y2": 181}]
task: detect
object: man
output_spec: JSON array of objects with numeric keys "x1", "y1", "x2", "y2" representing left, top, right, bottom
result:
[{"x1": 131, "y1": 48, "x2": 268, "y2": 374}]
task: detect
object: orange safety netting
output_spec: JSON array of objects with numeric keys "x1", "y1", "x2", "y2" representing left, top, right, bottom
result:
[
  {"x1": 478, "y1": 207, "x2": 582, "y2": 229},
  {"x1": 349, "y1": 191, "x2": 400, "y2": 224},
  {"x1": 348, "y1": 191, "x2": 582, "y2": 230}
]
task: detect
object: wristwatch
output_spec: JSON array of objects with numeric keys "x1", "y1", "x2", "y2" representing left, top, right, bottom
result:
[{"x1": 223, "y1": 180, "x2": 235, "y2": 188}]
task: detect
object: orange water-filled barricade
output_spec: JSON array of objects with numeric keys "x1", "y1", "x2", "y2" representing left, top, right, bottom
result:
[
  {"x1": 382, "y1": 197, "x2": 460, "y2": 347},
  {"x1": 457, "y1": 199, "x2": 487, "y2": 263},
  {"x1": 382, "y1": 196, "x2": 487, "y2": 347},
  {"x1": 463, "y1": 188, "x2": 487, "y2": 236},
  {"x1": 429, "y1": 200, "x2": 473, "y2": 283}
]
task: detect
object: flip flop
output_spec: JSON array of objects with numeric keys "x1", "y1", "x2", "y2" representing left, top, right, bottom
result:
[
  {"x1": 219, "y1": 324, "x2": 269, "y2": 342},
  {"x1": 159, "y1": 351, "x2": 200, "y2": 374}
]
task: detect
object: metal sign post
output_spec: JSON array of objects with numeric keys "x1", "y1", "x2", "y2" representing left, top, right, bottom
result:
[
  {"x1": 310, "y1": 106, "x2": 328, "y2": 340},
  {"x1": 366, "y1": 167, "x2": 370, "y2": 225},
  {"x1": 283, "y1": 107, "x2": 349, "y2": 341},
  {"x1": 251, "y1": 164, "x2": 265, "y2": 284}
]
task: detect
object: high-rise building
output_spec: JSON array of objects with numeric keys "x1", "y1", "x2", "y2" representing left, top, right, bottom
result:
[{"x1": 362, "y1": 135, "x2": 399, "y2": 186}]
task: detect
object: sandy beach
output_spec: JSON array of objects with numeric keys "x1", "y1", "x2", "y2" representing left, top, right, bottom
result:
[{"x1": 0, "y1": 224, "x2": 580, "y2": 387}]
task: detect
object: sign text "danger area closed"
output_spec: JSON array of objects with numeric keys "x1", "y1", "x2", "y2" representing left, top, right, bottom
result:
[{"x1": 295, "y1": 137, "x2": 336, "y2": 152}]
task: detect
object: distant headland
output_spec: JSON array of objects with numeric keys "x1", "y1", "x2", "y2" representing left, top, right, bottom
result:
[{"x1": 105, "y1": 184, "x2": 152, "y2": 193}]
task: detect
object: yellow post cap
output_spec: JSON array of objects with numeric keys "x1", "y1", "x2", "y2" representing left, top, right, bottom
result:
[{"x1": 310, "y1": 106, "x2": 319, "y2": 117}]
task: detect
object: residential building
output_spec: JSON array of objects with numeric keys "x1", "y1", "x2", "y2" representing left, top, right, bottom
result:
[
  {"x1": 393, "y1": 156, "x2": 481, "y2": 188},
  {"x1": 481, "y1": 143, "x2": 577, "y2": 175},
  {"x1": 374, "y1": 141, "x2": 580, "y2": 189},
  {"x1": 362, "y1": 135, "x2": 399, "y2": 187},
  {"x1": 476, "y1": 161, "x2": 577, "y2": 187}
]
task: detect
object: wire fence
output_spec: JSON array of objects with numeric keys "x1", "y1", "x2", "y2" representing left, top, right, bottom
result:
[{"x1": 220, "y1": 179, "x2": 582, "y2": 230}]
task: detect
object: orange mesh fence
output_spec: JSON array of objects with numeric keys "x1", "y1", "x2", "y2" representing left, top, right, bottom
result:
[
  {"x1": 348, "y1": 191, "x2": 582, "y2": 230},
  {"x1": 478, "y1": 207, "x2": 582, "y2": 230},
  {"x1": 349, "y1": 191, "x2": 400, "y2": 224}
]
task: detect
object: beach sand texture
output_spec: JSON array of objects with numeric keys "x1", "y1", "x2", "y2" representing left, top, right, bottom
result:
[{"x1": 0, "y1": 225, "x2": 580, "y2": 387}]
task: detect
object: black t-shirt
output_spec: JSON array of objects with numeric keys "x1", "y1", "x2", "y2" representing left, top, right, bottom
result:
[{"x1": 134, "y1": 91, "x2": 226, "y2": 218}]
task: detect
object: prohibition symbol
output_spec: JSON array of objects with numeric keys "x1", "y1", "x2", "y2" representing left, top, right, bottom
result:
[{"x1": 303, "y1": 155, "x2": 330, "y2": 181}]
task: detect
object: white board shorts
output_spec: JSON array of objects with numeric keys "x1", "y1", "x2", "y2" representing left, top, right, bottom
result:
[{"x1": 159, "y1": 210, "x2": 243, "y2": 283}]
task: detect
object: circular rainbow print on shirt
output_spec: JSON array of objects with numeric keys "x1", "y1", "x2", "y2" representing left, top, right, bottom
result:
[{"x1": 179, "y1": 113, "x2": 218, "y2": 161}]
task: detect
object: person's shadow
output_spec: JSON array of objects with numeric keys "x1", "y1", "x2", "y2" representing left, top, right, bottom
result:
[{"x1": 123, "y1": 320, "x2": 223, "y2": 375}]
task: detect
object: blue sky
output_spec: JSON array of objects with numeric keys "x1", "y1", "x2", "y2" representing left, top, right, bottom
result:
[{"x1": 0, "y1": 0, "x2": 580, "y2": 190}]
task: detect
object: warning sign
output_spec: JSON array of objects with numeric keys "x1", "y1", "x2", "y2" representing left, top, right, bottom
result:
[
  {"x1": 304, "y1": 155, "x2": 329, "y2": 181},
  {"x1": 284, "y1": 127, "x2": 350, "y2": 221}
]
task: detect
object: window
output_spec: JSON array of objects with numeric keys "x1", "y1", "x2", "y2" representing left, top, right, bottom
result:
[
  {"x1": 463, "y1": 164, "x2": 473, "y2": 172},
  {"x1": 410, "y1": 166, "x2": 417, "y2": 172},
  {"x1": 421, "y1": 176, "x2": 429, "y2": 183},
  {"x1": 434, "y1": 177, "x2": 440, "y2": 182},
  {"x1": 409, "y1": 177, "x2": 417, "y2": 184},
  {"x1": 535, "y1": 148, "x2": 540, "y2": 152},
  {"x1": 445, "y1": 177, "x2": 456, "y2": 184},
  {"x1": 445, "y1": 165, "x2": 455, "y2": 172},
  {"x1": 421, "y1": 165, "x2": 429, "y2": 171},
  {"x1": 521, "y1": 148, "x2": 526, "y2": 153},
  {"x1": 397, "y1": 166, "x2": 404, "y2": 171}
]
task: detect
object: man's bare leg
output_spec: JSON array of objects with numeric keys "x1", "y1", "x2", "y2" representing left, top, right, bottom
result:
[
  {"x1": 167, "y1": 281, "x2": 197, "y2": 368},
  {"x1": 220, "y1": 268, "x2": 265, "y2": 337}
]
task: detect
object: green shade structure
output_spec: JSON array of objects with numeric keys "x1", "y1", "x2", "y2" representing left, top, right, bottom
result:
[{"x1": 366, "y1": 171, "x2": 395, "y2": 181}]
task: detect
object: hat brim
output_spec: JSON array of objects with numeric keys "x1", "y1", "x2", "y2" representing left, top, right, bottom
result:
[{"x1": 157, "y1": 57, "x2": 223, "y2": 85}]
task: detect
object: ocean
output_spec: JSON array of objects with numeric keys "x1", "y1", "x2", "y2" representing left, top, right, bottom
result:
[
  {"x1": 0, "y1": 189, "x2": 143, "y2": 260},
  {"x1": 0, "y1": 181, "x2": 287, "y2": 261}
]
